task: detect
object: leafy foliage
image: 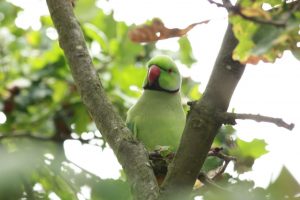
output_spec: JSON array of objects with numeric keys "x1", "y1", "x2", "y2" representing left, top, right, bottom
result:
[
  {"x1": 198, "y1": 166, "x2": 300, "y2": 200},
  {"x1": 230, "y1": 0, "x2": 300, "y2": 64}
]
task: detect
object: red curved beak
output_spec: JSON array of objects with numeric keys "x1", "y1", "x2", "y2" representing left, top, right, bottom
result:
[{"x1": 148, "y1": 65, "x2": 161, "y2": 85}]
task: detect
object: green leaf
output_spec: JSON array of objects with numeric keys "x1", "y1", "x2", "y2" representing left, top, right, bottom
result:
[
  {"x1": 252, "y1": 25, "x2": 283, "y2": 55},
  {"x1": 230, "y1": 3, "x2": 300, "y2": 64},
  {"x1": 264, "y1": 0, "x2": 282, "y2": 6},
  {"x1": 229, "y1": 138, "x2": 268, "y2": 173},
  {"x1": 202, "y1": 156, "x2": 224, "y2": 173},
  {"x1": 73, "y1": 104, "x2": 90, "y2": 133},
  {"x1": 26, "y1": 31, "x2": 41, "y2": 47},
  {"x1": 230, "y1": 15, "x2": 257, "y2": 62},
  {"x1": 83, "y1": 23, "x2": 108, "y2": 52},
  {"x1": 91, "y1": 11, "x2": 117, "y2": 40},
  {"x1": 0, "y1": 1, "x2": 20, "y2": 25},
  {"x1": 234, "y1": 138, "x2": 268, "y2": 159},
  {"x1": 291, "y1": 45, "x2": 300, "y2": 60},
  {"x1": 49, "y1": 80, "x2": 69, "y2": 103},
  {"x1": 213, "y1": 125, "x2": 236, "y2": 148},
  {"x1": 188, "y1": 84, "x2": 202, "y2": 100},
  {"x1": 154, "y1": 145, "x2": 173, "y2": 157},
  {"x1": 91, "y1": 179, "x2": 132, "y2": 200},
  {"x1": 111, "y1": 65, "x2": 146, "y2": 97},
  {"x1": 178, "y1": 36, "x2": 196, "y2": 67},
  {"x1": 267, "y1": 166, "x2": 300, "y2": 200},
  {"x1": 74, "y1": 0, "x2": 99, "y2": 22}
]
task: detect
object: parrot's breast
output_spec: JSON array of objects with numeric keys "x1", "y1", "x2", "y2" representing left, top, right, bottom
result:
[{"x1": 126, "y1": 90, "x2": 185, "y2": 151}]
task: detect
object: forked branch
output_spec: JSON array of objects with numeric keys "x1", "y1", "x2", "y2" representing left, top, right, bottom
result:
[
  {"x1": 45, "y1": 0, "x2": 159, "y2": 199},
  {"x1": 208, "y1": 0, "x2": 300, "y2": 27},
  {"x1": 218, "y1": 112, "x2": 295, "y2": 130}
]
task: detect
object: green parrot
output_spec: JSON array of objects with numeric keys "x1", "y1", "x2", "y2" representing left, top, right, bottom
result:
[{"x1": 126, "y1": 55, "x2": 185, "y2": 152}]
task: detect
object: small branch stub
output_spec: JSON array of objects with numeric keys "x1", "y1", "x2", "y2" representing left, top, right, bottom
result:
[{"x1": 218, "y1": 112, "x2": 295, "y2": 130}]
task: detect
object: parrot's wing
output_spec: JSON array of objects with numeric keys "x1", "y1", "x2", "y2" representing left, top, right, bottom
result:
[{"x1": 126, "y1": 121, "x2": 138, "y2": 139}]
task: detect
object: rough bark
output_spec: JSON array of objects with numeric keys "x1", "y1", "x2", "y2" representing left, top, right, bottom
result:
[
  {"x1": 159, "y1": 24, "x2": 246, "y2": 199},
  {"x1": 46, "y1": 0, "x2": 246, "y2": 199},
  {"x1": 46, "y1": 1, "x2": 159, "y2": 199}
]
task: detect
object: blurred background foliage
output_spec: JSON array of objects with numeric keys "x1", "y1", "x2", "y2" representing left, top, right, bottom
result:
[{"x1": 0, "y1": 0, "x2": 299, "y2": 199}]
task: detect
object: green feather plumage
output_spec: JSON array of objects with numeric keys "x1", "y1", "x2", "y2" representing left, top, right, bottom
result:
[{"x1": 126, "y1": 55, "x2": 185, "y2": 151}]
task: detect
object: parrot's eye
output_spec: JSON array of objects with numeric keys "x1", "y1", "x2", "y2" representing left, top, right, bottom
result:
[{"x1": 167, "y1": 68, "x2": 173, "y2": 73}]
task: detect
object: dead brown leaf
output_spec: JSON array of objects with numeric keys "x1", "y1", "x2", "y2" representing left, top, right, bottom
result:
[
  {"x1": 128, "y1": 18, "x2": 210, "y2": 43},
  {"x1": 241, "y1": 55, "x2": 275, "y2": 65}
]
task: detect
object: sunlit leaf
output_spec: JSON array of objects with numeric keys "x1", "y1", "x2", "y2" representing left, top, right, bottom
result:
[
  {"x1": 188, "y1": 84, "x2": 202, "y2": 100},
  {"x1": 267, "y1": 166, "x2": 300, "y2": 200},
  {"x1": 252, "y1": 25, "x2": 283, "y2": 54},
  {"x1": 74, "y1": 0, "x2": 99, "y2": 22},
  {"x1": 178, "y1": 36, "x2": 196, "y2": 67},
  {"x1": 73, "y1": 104, "x2": 91, "y2": 133},
  {"x1": 91, "y1": 179, "x2": 132, "y2": 200},
  {"x1": 0, "y1": 1, "x2": 20, "y2": 25},
  {"x1": 230, "y1": 2, "x2": 300, "y2": 64},
  {"x1": 26, "y1": 31, "x2": 41, "y2": 47},
  {"x1": 229, "y1": 138, "x2": 268, "y2": 173},
  {"x1": 49, "y1": 80, "x2": 69, "y2": 103},
  {"x1": 241, "y1": 7, "x2": 272, "y2": 20},
  {"x1": 233, "y1": 138, "x2": 268, "y2": 159},
  {"x1": 202, "y1": 156, "x2": 224, "y2": 173},
  {"x1": 213, "y1": 125, "x2": 236, "y2": 148},
  {"x1": 83, "y1": 23, "x2": 108, "y2": 52},
  {"x1": 111, "y1": 65, "x2": 146, "y2": 97}
]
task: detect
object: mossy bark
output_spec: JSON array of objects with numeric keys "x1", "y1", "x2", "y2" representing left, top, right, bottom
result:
[
  {"x1": 159, "y1": 24, "x2": 245, "y2": 199},
  {"x1": 46, "y1": 1, "x2": 159, "y2": 199}
]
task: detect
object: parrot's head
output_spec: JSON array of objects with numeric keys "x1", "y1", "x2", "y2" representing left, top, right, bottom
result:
[{"x1": 143, "y1": 55, "x2": 181, "y2": 93}]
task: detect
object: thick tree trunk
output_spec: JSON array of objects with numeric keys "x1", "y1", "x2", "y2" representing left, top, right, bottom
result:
[
  {"x1": 46, "y1": 1, "x2": 159, "y2": 199},
  {"x1": 159, "y1": 24, "x2": 246, "y2": 199}
]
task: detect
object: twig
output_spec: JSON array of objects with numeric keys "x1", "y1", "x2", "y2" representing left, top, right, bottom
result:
[
  {"x1": 197, "y1": 172, "x2": 230, "y2": 193},
  {"x1": 233, "y1": 6, "x2": 286, "y2": 27},
  {"x1": 208, "y1": 147, "x2": 236, "y2": 162},
  {"x1": 207, "y1": 0, "x2": 300, "y2": 27},
  {"x1": 207, "y1": 0, "x2": 225, "y2": 8},
  {"x1": 0, "y1": 133, "x2": 53, "y2": 141},
  {"x1": 0, "y1": 133, "x2": 98, "y2": 144},
  {"x1": 64, "y1": 160, "x2": 98, "y2": 178},
  {"x1": 207, "y1": 147, "x2": 236, "y2": 179},
  {"x1": 218, "y1": 112, "x2": 295, "y2": 130}
]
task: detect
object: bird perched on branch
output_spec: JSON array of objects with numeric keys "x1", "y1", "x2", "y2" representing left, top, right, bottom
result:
[{"x1": 126, "y1": 55, "x2": 185, "y2": 153}]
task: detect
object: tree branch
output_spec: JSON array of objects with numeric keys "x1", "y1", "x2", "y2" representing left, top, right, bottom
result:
[
  {"x1": 0, "y1": 133, "x2": 53, "y2": 141},
  {"x1": 45, "y1": 1, "x2": 159, "y2": 199},
  {"x1": 160, "y1": 24, "x2": 245, "y2": 199},
  {"x1": 207, "y1": 147, "x2": 236, "y2": 180},
  {"x1": 208, "y1": 0, "x2": 300, "y2": 27},
  {"x1": 218, "y1": 112, "x2": 295, "y2": 130},
  {"x1": 0, "y1": 132, "x2": 104, "y2": 146},
  {"x1": 197, "y1": 172, "x2": 230, "y2": 193}
]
